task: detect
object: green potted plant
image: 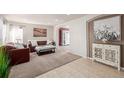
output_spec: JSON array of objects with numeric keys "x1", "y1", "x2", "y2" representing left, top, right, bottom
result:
[{"x1": 0, "y1": 46, "x2": 11, "y2": 78}]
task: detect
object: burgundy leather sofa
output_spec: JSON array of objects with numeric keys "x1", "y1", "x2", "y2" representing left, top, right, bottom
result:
[
  {"x1": 28, "y1": 41, "x2": 47, "y2": 52},
  {"x1": 3, "y1": 45, "x2": 30, "y2": 66}
]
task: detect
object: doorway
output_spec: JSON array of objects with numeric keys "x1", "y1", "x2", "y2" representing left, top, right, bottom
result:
[{"x1": 59, "y1": 28, "x2": 70, "y2": 46}]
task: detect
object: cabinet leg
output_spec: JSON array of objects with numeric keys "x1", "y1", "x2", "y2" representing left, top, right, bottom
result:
[{"x1": 118, "y1": 66, "x2": 121, "y2": 71}]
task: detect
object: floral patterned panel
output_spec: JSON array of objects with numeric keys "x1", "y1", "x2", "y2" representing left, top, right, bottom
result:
[
  {"x1": 105, "y1": 49, "x2": 116, "y2": 63},
  {"x1": 94, "y1": 48, "x2": 102, "y2": 59}
]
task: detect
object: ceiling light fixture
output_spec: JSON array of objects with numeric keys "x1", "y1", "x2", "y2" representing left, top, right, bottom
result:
[
  {"x1": 55, "y1": 19, "x2": 58, "y2": 22},
  {"x1": 47, "y1": 22, "x2": 51, "y2": 25}
]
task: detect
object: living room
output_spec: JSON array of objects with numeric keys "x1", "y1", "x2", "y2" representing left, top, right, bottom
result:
[{"x1": 0, "y1": 14, "x2": 86, "y2": 77}]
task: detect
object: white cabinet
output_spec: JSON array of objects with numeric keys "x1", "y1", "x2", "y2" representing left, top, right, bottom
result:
[{"x1": 92, "y1": 43, "x2": 121, "y2": 70}]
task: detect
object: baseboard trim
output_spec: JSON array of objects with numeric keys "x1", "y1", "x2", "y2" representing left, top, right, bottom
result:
[
  {"x1": 86, "y1": 57, "x2": 124, "y2": 71},
  {"x1": 86, "y1": 57, "x2": 92, "y2": 59},
  {"x1": 121, "y1": 67, "x2": 124, "y2": 71},
  {"x1": 85, "y1": 57, "x2": 95, "y2": 62}
]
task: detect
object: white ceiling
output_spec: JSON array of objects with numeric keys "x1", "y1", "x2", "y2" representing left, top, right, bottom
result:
[{"x1": 2, "y1": 14, "x2": 85, "y2": 26}]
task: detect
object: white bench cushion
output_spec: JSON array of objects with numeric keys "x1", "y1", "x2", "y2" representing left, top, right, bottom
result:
[{"x1": 35, "y1": 45, "x2": 56, "y2": 52}]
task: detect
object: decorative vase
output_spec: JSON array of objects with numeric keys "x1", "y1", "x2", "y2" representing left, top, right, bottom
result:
[{"x1": 102, "y1": 38, "x2": 108, "y2": 43}]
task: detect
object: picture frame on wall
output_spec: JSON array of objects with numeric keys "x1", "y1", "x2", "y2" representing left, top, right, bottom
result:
[
  {"x1": 33, "y1": 28, "x2": 47, "y2": 37},
  {"x1": 93, "y1": 16, "x2": 121, "y2": 42}
]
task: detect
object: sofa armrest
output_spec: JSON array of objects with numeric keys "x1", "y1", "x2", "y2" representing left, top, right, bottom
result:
[
  {"x1": 9, "y1": 48, "x2": 30, "y2": 65},
  {"x1": 28, "y1": 43, "x2": 36, "y2": 52}
]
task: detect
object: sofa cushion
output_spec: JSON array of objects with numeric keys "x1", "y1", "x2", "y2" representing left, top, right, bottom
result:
[
  {"x1": 6, "y1": 42, "x2": 15, "y2": 47},
  {"x1": 30, "y1": 40, "x2": 38, "y2": 46},
  {"x1": 4, "y1": 45, "x2": 16, "y2": 51},
  {"x1": 14, "y1": 43, "x2": 24, "y2": 49},
  {"x1": 35, "y1": 45, "x2": 56, "y2": 52},
  {"x1": 47, "y1": 40, "x2": 52, "y2": 45},
  {"x1": 37, "y1": 41, "x2": 47, "y2": 46}
]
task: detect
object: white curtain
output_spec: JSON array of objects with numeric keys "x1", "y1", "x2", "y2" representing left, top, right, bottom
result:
[
  {"x1": 9, "y1": 25, "x2": 23, "y2": 43},
  {"x1": 0, "y1": 18, "x2": 2, "y2": 44},
  {"x1": 2, "y1": 23, "x2": 7, "y2": 44},
  {"x1": 0, "y1": 17, "x2": 7, "y2": 45}
]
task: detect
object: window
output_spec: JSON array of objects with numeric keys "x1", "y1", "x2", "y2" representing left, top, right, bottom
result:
[
  {"x1": 10, "y1": 25, "x2": 23, "y2": 43},
  {"x1": 0, "y1": 18, "x2": 7, "y2": 44},
  {"x1": 2, "y1": 23, "x2": 7, "y2": 44},
  {"x1": 0, "y1": 18, "x2": 3, "y2": 44}
]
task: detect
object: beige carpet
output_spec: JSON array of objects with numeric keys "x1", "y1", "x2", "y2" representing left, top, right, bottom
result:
[{"x1": 9, "y1": 50, "x2": 81, "y2": 78}]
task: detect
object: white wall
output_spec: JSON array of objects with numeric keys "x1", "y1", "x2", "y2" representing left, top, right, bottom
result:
[
  {"x1": 7, "y1": 21, "x2": 54, "y2": 44},
  {"x1": 54, "y1": 14, "x2": 100, "y2": 57},
  {"x1": 0, "y1": 17, "x2": 3, "y2": 44}
]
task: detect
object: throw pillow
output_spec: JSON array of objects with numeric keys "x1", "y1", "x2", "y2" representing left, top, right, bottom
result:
[
  {"x1": 14, "y1": 43, "x2": 24, "y2": 49},
  {"x1": 30, "y1": 40, "x2": 38, "y2": 46}
]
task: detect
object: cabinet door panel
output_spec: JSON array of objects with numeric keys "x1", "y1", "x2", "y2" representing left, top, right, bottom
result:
[{"x1": 93, "y1": 44, "x2": 104, "y2": 62}]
